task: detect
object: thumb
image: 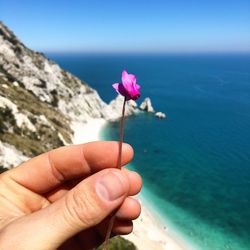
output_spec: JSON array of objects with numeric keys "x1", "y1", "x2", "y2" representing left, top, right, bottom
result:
[
  {"x1": 1, "y1": 169, "x2": 129, "y2": 250},
  {"x1": 0, "y1": 169, "x2": 129, "y2": 250},
  {"x1": 55, "y1": 168, "x2": 130, "y2": 238}
]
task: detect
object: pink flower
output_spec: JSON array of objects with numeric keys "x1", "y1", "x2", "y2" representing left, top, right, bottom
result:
[{"x1": 112, "y1": 70, "x2": 141, "y2": 100}]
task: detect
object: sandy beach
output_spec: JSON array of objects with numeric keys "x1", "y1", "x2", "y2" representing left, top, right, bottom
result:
[
  {"x1": 123, "y1": 200, "x2": 188, "y2": 250},
  {"x1": 72, "y1": 118, "x2": 107, "y2": 144},
  {"x1": 73, "y1": 118, "x2": 189, "y2": 250}
]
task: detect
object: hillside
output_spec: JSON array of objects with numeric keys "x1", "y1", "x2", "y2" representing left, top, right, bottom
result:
[{"x1": 0, "y1": 21, "x2": 140, "y2": 170}]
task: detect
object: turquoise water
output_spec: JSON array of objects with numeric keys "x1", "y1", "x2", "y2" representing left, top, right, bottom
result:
[{"x1": 48, "y1": 53, "x2": 250, "y2": 249}]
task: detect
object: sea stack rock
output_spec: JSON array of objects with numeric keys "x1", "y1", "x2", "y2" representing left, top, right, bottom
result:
[
  {"x1": 103, "y1": 95, "x2": 139, "y2": 121},
  {"x1": 155, "y1": 112, "x2": 166, "y2": 119},
  {"x1": 140, "y1": 97, "x2": 155, "y2": 112}
]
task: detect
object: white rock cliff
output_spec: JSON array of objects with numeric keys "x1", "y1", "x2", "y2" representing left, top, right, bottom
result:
[{"x1": 0, "y1": 22, "x2": 143, "y2": 169}]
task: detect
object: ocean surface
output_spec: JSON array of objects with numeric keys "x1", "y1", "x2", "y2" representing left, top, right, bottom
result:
[{"x1": 47, "y1": 53, "x2": 250, "y2": 250}]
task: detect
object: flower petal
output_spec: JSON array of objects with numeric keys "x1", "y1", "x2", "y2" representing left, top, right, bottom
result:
[
  {"x1": 112, "y1": 83, "x2": 131, "y2": 99},
  {"x1": 122, "y1": 70, "x2": 136, "y2": 93},
  {"x1": 133, "y1": 81, "x2": 140, "y2": 91},
  {"x1": 113, "y1": 70, "x2": 141, "y2": 101},
  {"x1": 131, "y1": 84, "x2": 141, "y2": 100},
  {"x1": 112, "y1": 83, "x2": 120, "y2": 92}
]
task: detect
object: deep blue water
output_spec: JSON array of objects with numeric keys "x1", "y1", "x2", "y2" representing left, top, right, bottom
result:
[{"x1": 47, "y1": 53, "x2": 250, "y2": 250}]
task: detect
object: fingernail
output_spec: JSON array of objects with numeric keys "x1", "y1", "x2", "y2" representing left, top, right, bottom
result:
[
  {"x1": 96, "y1": 171, "x2": 125, "y2": 201},
  {"x1": 122, "y1": 143, "x2": 133, "y2": 153}
]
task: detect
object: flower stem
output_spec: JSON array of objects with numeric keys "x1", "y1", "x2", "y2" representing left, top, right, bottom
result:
[
  {"x1": 103, "y1": 96, "x2": 126, "y2": 250},
  {"x1": 118, "y1": 96, "x2": 126, "y2": 169}
]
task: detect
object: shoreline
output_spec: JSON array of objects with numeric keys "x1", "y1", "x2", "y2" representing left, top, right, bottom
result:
[
  {"x1": 123, "y1": 196, "x2": 188, "y2": 250},
  {"x1": 73, "y1": 118, "x2": 190, "y2": 250}
]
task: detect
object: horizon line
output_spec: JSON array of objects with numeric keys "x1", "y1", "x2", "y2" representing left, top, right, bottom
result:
[{"x1": 41, "y1": 49, "x2": 250, "y2": 55}]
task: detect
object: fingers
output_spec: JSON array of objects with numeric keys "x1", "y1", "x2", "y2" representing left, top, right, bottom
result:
[
  {"x1": 5, "y1": 141, "x2": 134, "y2": 194},
  {"x1": 112, "y1": 197, "x2": 141, "y2": 235},
  {"x1": 112, "y1": 220, "x2": 133, "y2": 235},
  {"x1": 116, "y1": 197, "x2": 141, "y2": 220},
  {"x1": 46, "y1": 168, "x2": 142, "y2": 203},
  {"x1": 1, "y1": 168, "x2": 131, "y2": 249},
  {"x1": 97, "y1": 197, "x2": 140, "y2": 237},
  {"x1": 121, "y1": 168, "x2": 142, "y2": 196}
]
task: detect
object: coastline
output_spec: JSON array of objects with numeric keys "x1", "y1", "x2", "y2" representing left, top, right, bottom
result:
[
  {"x1": 123, "y1": 197, "x2": 188, "y2": 250},
  {"x1": 73, "y1": 118, "x2": 191, "y2": 250}
]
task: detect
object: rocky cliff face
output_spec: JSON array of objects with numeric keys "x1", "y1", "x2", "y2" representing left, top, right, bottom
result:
[{"x1": 0, "y1": 22, "x2": 143, "y2": 170}]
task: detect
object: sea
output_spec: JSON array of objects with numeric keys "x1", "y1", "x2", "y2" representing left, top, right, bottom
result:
[{"x1": 47, "y1": 52, "x2": 250, "y2": 250}]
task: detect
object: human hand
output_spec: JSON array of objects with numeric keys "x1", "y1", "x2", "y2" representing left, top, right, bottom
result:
[{"x1": 0, "y1": 141, "x2": 142, "y2": 250}]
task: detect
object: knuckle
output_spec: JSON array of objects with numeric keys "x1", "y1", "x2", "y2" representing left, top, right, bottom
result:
[{"x1": 63, "y1": 187, "x2": 100, "y2": 228}]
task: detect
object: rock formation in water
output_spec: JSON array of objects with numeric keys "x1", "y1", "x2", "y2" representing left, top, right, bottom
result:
[
  {"x1": 140, "y1": 97, "x2": 166, "y2": 119},
  {"x1": 155, "y1": 112, "x2": 166, "y2": 119},
  {"x1": 140, "y1": 97, "x2": 155, "y2": 112}
]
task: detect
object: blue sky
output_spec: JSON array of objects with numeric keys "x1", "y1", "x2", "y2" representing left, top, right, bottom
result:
[{"x1": 1, "y1": 0, "x2": 250, "y2": 53}]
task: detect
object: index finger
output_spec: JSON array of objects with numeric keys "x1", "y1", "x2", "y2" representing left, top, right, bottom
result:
[{"x1": 4, "y1": 141, "x2": 134, "y2": 194}]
